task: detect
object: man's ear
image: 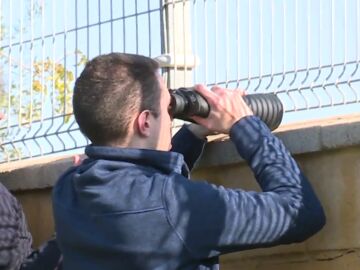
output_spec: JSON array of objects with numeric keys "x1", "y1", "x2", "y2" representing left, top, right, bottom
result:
[{"x1": 136, "y1": 110, "x2": 152, "y2": 137}]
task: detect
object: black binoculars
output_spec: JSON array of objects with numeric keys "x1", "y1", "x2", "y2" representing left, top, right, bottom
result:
[{"x1": 169, "y1": 87, "x2": 283, "y2": 131}]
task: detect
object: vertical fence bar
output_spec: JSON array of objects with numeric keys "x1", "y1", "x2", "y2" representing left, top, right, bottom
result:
[
  {"x1": 266, "y1": 0, "x2": 274, "y2": 90},
  {"x1": 246, "y1": 0, "x2": 251, "y2": 90},
  {"x1": 0, "y1": 0, "x2": 2, "y2": 134},
  {"x1": 236, "y1": 0, "x2": 240, "y2": 88},
  {"x1": 182, "y1": 0, "x2": 186, "y2": 85},
  {"x1": 29, "y1": 0, "x2": 34, "y2": 130},
  {"x1": 110, "y1": 0, "x2": 114, "y2": 52},
  {"x1": 75, "y1": 0, "x2": 78, "y2": 79},
  {"x1": 204, "y1": 0, "x2": 208, "y2": 85},
  {"x1": 135, "y1": 0, "x2": 139, "y2": 54},
  {"x1": 192, "y1": 0, "x2": 196, "y2": 83},
  {"x1": 19, "y1": 0, "x2": 24, "y2": 127},
  {"x1": 0, "y1": 0, "x2": 1, "y2": 49},
  {"x1": 306, "y1": 0, "x2": 311, "y2": 86},
  {"x1": 328, "y1": 0, "x2": 335, "y2": 105},
  {"x1": 122, "y1": 0, "x2": 126, "y2": 52},
  {"x1": 7, "y1": 0, "x2": 12, "y2": 136},
  {"x1": 98, "y1": 0, "x2": 102, "y2": 54},
  {"x1": 288, "y1": 0, "x2": 298, "y2": 111},
  {"x1": 333, "y1": 0, "x2": 346, "y2": 104},
  {"x1": 147, "y1": 0, "x2": 151, "y2": 56},
  {"x1": 300, "y1": 0, "x2": 311, "y2": 109},
  {"x1": 291, "y1": 0, "x2": 298, "y2": 89},
  {"x1": 52, "y1": 1, "x2": 56, "y2": 117},
  {"x1": 225, "y1": 0, "x2": 228, "y2": 87},
  {"x1": 48, "y1": 0, "x2": 57, "y2": 154},
  {"x1": 160, "y1": 0, "x2": 165, "y2": 61},
  {"x1": 254, "y1": 0, "x2": 263, "y2": 92},
  {"x1": 350, "y1": 0, "x2": 360, "y2": 101},
  {"x1": 63, "y1": 0, "x2": 68, "y2": 117},
  {"x1": 20, "y1": 0, "x2": 32, "y2": 160},
  {"x1": 171, "y1": 0, "x2": 176, "y2": 89},
  {"x1": 277, "y1": 0, "x2": 286, "y2": 89},
  {"x1": 348, "y1": 0, "x2": 360, "y2": 102},
  {"x1": 214, "y1": 0, "x2": 217, "y2": 84},
  {"x1": 86, "y1": 0, "x2": 90, "y2": 58},
  {"x1": 337, "y1": 0, "x2": 347, "y2": 103},
  {"x1": 357, "y1": 0, "x2": 360, "y2": 102},
  {"x1": 41, "y1": 0, "x2": 45, "y2": 123},
  {"x1": 312, "y1": 0, "x2": 322, "y2": 107}
]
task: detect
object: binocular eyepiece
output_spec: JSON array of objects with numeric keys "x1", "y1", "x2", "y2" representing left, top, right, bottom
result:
[{"x1": 169, "y1": 87, "x2": 284, "y2": 131}]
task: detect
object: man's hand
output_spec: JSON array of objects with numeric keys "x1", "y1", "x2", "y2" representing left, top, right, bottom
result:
[{"x1": 191, "y1": 85, "x2": 253, "y2": 134}]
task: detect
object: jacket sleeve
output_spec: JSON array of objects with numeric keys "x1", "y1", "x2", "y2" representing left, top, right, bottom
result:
[
  {"x1": 170, "y1": 125, "x2": 207, "y2": 171},
  {"x1": 20, "y1": 234, "x2": 62, "y2": 270},
  {"x1": 163, "y1": 116, "x2": 326, "y2": 258}
]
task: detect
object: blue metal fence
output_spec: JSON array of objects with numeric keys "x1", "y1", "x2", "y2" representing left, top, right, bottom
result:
[{"x1": 0, "y1": 0, "x2": 359, "y2": 162}]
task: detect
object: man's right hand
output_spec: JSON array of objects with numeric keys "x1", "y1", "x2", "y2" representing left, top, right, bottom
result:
[{"x1": 191, "y1": 84, "x2": 253, "y2": 134}]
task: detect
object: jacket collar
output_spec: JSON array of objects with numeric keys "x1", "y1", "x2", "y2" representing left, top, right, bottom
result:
[{"x1": 85, "y1": 145, "x2": 189, "y2": 177}]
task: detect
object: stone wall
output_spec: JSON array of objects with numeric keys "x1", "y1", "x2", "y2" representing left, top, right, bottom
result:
[{"x1": 1, "y1": 113, "x2": 360, "y2": 268}]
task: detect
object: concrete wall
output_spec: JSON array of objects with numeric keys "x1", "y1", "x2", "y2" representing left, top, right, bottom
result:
[{"x1": 1, "y1": 113, "x2": 360, "y2": 268}]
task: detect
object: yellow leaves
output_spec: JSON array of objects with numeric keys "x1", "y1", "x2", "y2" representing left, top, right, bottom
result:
[
  {"x1": 1, "y1": 50, "x2": 83, "y2": 129},
  {"x1": 54, "y1": 63, "x2": 64, "y2": 74},
  {"x1": 66, "y1": 71, "x2": 74, "y2": 81},
  {"x1": 75, "y1": 50, "x2": 88, "y2": 66},
  {"x1": 55, "y1": 80, "x2": 64, "y2": 91},
  {"x1": 32, "y1": 80, "x2": 42, "y2": 92},
  {"x1": 30, "y1": 57, "x2": 76, "y2": 123}
]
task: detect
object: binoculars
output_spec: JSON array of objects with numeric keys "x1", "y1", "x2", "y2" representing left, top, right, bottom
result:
[{"x1": 169, "y1": 87, "x2": 283, "y2": 131}]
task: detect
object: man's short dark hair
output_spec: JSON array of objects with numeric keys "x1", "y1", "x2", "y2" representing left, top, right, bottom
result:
[{"x1": 73, "y1": 53, "x2": 161, "y2": 145}]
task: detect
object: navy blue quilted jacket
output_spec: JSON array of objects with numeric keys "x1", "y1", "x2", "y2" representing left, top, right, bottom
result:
[{"x1": 53, "y1": 116, "x2": 325, "y2": 270}]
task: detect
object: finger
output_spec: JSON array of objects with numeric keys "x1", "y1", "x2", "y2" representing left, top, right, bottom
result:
[
  {"x1": 73, "y1": 155, "x2": 82, "y2": 166},
  {"x1": 234, "y1": 88, "x2": 247, "y2": 96},
  {"x1": 194, "y1": 84, "x2": 219, "y2": 104},
  {"x1": 190, "y1": 115, "x2": 209, "y2": 128},
  {"x1": 211, "y1": 86, "x2": 227, "y2": 96},
  {"x1": 211, "y1": 85, "x2": 223, "y2": 92}
]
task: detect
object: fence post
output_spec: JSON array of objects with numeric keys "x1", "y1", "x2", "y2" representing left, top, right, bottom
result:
[{"x1": 159, "y1": 0, "x2": 197, "y2": 89}]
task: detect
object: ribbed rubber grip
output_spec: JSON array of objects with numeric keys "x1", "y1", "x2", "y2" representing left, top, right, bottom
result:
[
  {"x1": 170, "y1": 88, "x2": 284, "y2": 131},
  {"x1": 243, "y1": 93, "x2": 283, "y2": 130}
]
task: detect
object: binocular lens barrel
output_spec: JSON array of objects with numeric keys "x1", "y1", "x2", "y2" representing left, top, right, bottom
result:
[{"x1": 169, "y1": 87, "x2": 283, "y2": 131}]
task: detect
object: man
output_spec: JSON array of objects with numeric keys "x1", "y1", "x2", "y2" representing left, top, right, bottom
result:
[{"x1": 52, "y1": 53, "x2": 325, "y2": 269}]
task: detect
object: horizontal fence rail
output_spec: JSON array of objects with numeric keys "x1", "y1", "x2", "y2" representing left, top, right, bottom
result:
[{"x1": 0, "y1": 0, "x2": 359, "y2": 162}]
